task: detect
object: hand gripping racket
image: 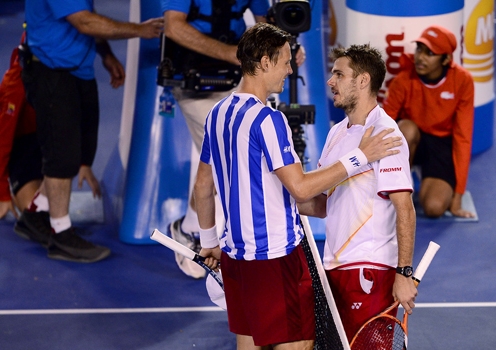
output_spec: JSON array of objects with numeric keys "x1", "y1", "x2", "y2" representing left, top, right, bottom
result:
[
  {"x1": 150, "y1": 228, "x2": 224, "y2": 290},
  {"x1": 350, "y1": 241, "x2": 440, "y2": 350}
]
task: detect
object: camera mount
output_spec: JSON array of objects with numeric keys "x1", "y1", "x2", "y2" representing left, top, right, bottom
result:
[{"x1": 268, "y1": 1, "x2": 315, "y2": 167}]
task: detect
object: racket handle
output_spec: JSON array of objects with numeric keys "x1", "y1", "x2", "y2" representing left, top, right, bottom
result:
[{"x1": 412, "y1": 241, "x2": 440, "y2": 284}]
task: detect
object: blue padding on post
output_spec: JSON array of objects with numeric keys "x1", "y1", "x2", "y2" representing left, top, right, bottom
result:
[
  {"x1": 119, "y1": 0, "x2": 193, "y2": 244},
  {"x1": 346, "y1": 0, "x2": 463, "y2": 17},
  {"x1": 472, "y1": 100, "x2": 494, "y2": 155}
]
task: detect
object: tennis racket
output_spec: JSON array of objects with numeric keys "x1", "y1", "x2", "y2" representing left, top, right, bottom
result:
[
  {"x1": 150, "y1": 228, "x2": 224, "y2": 289},
  {"x1": 350, "y1": 241, "x2": 440, "y2": 350}
]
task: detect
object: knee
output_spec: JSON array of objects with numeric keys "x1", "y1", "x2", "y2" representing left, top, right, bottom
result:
[{"x1": 421, "y1": 198, "x2": 448, "y2": 218}]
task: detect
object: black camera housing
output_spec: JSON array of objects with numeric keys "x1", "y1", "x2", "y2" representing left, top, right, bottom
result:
[
  {"x1": 267, "y1": 0, "x2": 311, "y2": 35},
  {"x1": 277, "y1": 102, "x2": 315, "y2": 164}
]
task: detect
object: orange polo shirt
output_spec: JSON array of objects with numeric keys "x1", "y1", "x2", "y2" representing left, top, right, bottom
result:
[{"x1": 383, "y1": 54, "x2": 474, "y2": 195}]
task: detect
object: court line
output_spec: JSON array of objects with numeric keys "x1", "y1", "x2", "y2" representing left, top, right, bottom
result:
[
  {"x1": 415, "y1": 302, "x2": 496, "y2": 308},
  {"x1": 0, "y1": 307, "x2": 224, "y2": 315},
  {"x1": 1, "y1": 302, "x2": 495, "y2": 315}
]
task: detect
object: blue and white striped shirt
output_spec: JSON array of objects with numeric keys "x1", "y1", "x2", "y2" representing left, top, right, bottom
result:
[{"x1": 200, "y1": 92, "x2": 304, "y2": 260}]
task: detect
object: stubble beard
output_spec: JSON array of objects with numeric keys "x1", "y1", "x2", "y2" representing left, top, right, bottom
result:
[
  {"x1": 334, "y1": 86, "x2": 358, "y2": 115},
  {"x1": 334, "y1": 79, "x2": 358, "y2": 115}
]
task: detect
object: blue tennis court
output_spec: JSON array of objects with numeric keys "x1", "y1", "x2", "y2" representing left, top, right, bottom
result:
[{"x1": 1, "y1": 1, "x2": 495, "y2": 349}]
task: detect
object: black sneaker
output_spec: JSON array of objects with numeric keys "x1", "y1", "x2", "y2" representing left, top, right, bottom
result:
[
  {"x1": 47, "y1": 227, "x2": 111, "y2": 263},
  {"x1": 14, "y1": 210, "x2": 51, "y2": 247}
]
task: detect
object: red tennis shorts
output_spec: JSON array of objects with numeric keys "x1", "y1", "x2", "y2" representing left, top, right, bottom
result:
[
  {"x1": 326, "y1": 266, "x2": 396, "y2": 342},
  {"x1": 221, "y1": 244, "x2": 315, "y2": 346}
]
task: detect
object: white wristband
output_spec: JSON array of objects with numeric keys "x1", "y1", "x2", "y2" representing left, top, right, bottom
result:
[
  {"x1": 199, "y1": 225, "x2": 219, "y2": 249},
  {"x1": 339, "y1": 148, "x2": 368, "y2": 176}
]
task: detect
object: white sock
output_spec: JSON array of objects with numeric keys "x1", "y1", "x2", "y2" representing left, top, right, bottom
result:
[
  {"x1": 33, "y1": 193, "x2": 49, "y2": 212},
  {"x1": 50, "y1": 215, "x2": 71, "y2": 233},
  {"x1": 181, "y1": 204, "x2": 200, "y2": 234}
]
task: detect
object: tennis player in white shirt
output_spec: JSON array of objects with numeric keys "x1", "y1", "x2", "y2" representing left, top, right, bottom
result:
[{"x1": 299, "y1": 44, "x2": 418, "y2": 343}]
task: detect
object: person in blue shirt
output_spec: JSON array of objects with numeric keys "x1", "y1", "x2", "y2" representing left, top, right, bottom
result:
[
  {"x1": 161, "y1": 0, "x2": 307, "y2": 279},
  {"x1": 20, "y1": 0, "x2": 163, "y2": 263}
]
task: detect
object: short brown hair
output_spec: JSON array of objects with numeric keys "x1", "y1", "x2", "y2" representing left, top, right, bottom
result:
[
  {"x1": 237, "y1": 23, "x2": 292, "y2": 76},
  {"x1": 331, "y1": 44, "x2": 386, "y2": 96}
]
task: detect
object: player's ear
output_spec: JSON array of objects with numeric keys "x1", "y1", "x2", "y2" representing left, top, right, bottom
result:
[
  {"x1": 260, "y1": 56, "x2": 270, "y2": 71},
  {"x1": 359, "y1": 72, "x2": 371, "y2": 89}
]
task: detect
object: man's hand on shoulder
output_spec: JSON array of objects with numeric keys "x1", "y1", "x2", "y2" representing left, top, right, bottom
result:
[{"x1": 359, "y1": 126, "x2": 402, "y2": 163}]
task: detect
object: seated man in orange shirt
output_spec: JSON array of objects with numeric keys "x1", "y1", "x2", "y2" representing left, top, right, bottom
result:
[{"x1": 383, "y1": 25, "x2": 475, "y2": 218}]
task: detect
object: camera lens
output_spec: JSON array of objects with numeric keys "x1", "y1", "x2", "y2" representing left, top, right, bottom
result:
[
  {"x1": 268, "y1": 1, "x2": 311, "y2": 34},
  {"x1": 282, "y1": 5, "x2": 305, "y2": 27}
]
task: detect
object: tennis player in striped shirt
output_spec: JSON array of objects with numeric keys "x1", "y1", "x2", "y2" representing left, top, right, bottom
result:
[{"x1": 193, "y1": 23, "x2": 402, "y2": 350}]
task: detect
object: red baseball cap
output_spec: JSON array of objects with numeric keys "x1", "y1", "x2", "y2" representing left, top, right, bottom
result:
[{"x1": 414, "y1": 25, "x2": 457, "y2": 55}]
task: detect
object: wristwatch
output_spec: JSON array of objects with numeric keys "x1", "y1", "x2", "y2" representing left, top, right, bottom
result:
[{"x1": 396, "y1": 266, "x2": 413, "y2": 278}]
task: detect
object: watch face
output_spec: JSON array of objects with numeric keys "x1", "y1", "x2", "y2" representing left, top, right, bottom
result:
[{"x1": 397, "y1": 266, "x2": 414, "y2": 277}]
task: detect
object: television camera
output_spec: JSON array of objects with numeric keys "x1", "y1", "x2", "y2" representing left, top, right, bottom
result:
[
  {"x1": 157, "y1": 0, "x2": 315, "y2": 164},
  {"x1": 267, "y1": 0, "x2": 315, "y2": 165}
]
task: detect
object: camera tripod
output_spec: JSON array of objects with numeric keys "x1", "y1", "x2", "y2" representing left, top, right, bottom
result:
[{"x1": 276, "y1": 36, "x2": 316, "y2": 168}]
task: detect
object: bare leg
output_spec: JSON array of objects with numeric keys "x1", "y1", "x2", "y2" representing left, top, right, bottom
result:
[
  {"x1": 272, "y1": 340, "x2": 313, "y2": 350},
  {"x1": 419, "y1": 177, "x2": 453, "y2": 218},
  {"x1": 236, "y1": 334, "x2": 265, "y2": 350},
  {"x1": 13, "y1": 179, "x2": 43, "y2": 211},
  {"x1": 44, "y1": 176, "x2": 71, "y2": 219},
  {"x1": 236, "y1": 334, "x2": 313, "y2": 350}
]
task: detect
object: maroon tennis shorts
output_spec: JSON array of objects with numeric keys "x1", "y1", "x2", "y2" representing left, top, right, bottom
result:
[{"x1": 221, "y1": 244, "x2": 315, "y2": 346}]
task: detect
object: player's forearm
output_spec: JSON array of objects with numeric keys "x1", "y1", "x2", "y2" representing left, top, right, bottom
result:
[
  {"x1": 394, "y1": 199, "x2": 416, "y2": 267},
  {"x1": 195, "y1": 196, "x2": 215, "y2": 229},
  {"x1": 193, "y1": 163, "x2": 216, "y2": 229},
  {"x1": 277, "y1": 162, "x2": 348, "y2": 203}
]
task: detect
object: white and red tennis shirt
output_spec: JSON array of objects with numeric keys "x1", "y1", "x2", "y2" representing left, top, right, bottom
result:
[{"x1": 318, "y1": 105, "x2": 412, "y2": 270}]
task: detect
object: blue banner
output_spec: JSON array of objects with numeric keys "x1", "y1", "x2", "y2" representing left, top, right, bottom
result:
[{"x1": 347, "y1": 0, "x2": 464, "y2": 17}]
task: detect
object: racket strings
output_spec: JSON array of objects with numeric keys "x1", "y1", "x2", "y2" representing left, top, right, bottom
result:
[
  {"x1": 300, "y1": 235, "x2": 344, "y2": 350},
  {"x1": 351, "y1": 316, "x2": 406, "y2": 350}
]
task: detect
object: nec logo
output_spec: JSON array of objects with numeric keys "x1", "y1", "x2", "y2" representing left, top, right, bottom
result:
[
  {"x1": 351, "y1": 302, "x2": 362, "y2": 310},
  {"x1": 380, "y1": 167, "x2": 402, "y2": 173},
  {"x1": 440, "y1": 91, "x2": 455, "y2": 100},
  {"x1": 283, "y1": 146, "x2": 291, "y2": 153}
]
